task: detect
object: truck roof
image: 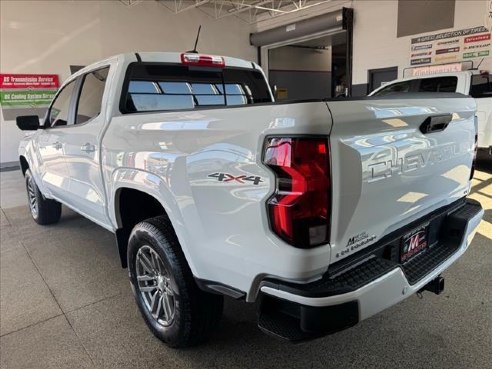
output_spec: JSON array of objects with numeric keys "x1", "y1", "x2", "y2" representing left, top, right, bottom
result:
[
  {"x1": 68, "y1": 52, "x2": 260, "y2": 83},
  {"x1": 397, "y1": 70, "x2": 480, "y2": 82}
]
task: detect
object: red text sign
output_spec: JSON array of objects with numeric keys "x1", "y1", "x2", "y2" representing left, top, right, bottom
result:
[
  {"x1": 464, "y1": 33, "x2": 491, "y2": 43},
  {"x1": 0, "y1": 74, "x2": 60, "y2": 89}
]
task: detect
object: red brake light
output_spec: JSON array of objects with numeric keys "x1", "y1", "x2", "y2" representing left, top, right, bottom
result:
[
  {"x1": 180, "y1": 53, "x2": 225, "y2": 67},
  {"x1": 263, "y1": 137, "x2": 331, "y2": 248},
  {"x1": 470, "y1": 133, "x2": 478, "y2": 179}
]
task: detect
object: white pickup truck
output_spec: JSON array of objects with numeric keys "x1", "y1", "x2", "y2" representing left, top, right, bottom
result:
[
  {"x1": 370, "y1": 70, "x2": 492, "y2": 157},
  {"x1": 16, "y1": 52, "x2": 483, "y2": 347}
]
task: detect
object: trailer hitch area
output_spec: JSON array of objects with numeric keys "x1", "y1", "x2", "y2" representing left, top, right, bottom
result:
[{"x1": 418, "y1": 276, "x2": 445, "y2": 296}]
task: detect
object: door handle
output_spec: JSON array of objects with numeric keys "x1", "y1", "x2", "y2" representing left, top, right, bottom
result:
[
  {"x1": 80, "y1": 143, "x2": 96, "y2": 153},
  {"x1": 53, "y1": 141, "x2": 63, "y2": 150},
  {"x1": 420, "y1": 114, "x2": 452, "y2": 134}
]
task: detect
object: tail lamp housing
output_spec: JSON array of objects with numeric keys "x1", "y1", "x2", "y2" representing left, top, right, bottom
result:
[
  {"x1": 470, "y1": 132, "x2": 478, "y2": 180},
  {"x1": 470, "y1": 115, "x2": 478, "y2": 180},
  {"x1": 263, "y1": 137, "x2": 331, "y2": 248}
]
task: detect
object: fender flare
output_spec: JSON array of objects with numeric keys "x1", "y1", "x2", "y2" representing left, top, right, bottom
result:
[{"x1": 109, "y1": 168, "x2": 198, "y2": 275}]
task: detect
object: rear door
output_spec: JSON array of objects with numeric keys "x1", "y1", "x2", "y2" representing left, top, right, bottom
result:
[
  {"x1": 62, "y1": 67, "x2": 110, "y2": 227},
  {"x1": 327, "y1": 95, "x2": 476, "y2": 263}
]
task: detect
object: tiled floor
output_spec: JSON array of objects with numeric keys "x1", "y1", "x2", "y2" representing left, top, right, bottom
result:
[{"x1": 0, "y1": 164, "x2": 491, "y2": 369}]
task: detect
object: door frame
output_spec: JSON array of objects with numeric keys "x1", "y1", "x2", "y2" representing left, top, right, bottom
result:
[{"x1": 367, "y1": 66, "x2": 398, "y2": 94}]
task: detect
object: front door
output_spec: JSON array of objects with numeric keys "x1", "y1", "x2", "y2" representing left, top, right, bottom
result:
[{"x1": 37, "y1": 79, "x2": 77, "y2": 203}]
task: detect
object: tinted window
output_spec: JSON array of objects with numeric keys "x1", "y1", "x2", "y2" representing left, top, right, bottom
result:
[
  {"x1": 417, "y1": 77, "x2": 457, "y2": 92},
  {"x1": 48, "y1": 81, "x2": 76, "y2": 127},
  {"x1": 76, "y1": 67, "x2": 109, "y2": 124},
  {"x1": 372, "y1": 81, "x2": 412, "y2": 96},
  {"x1": 122, "y1": 63, "x2": 272, "y2": 113},
  {"x1": 470, "y1": 74, "x2": 492, "y2": 98}
]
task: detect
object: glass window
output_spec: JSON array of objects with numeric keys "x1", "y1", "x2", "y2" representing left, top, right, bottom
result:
[
  {"x1": 470, "y1": 74, "x2": 492, "y2": 98},
  {"x1": 191, "y1": 83, "x2": 217, "y2": 95},
  {"x1": 122, "y1": 63, "x2": 272, "y2": 113},
  {"x1": 132, "y1": 94, "x2": 194, "y2": 111},
  {"x1": 76, "y1": 67, "x2": 109, "y2": 124},
  {"x1": 372, "y1": 81, "x2": 412, "y2": 96},
  {"x1": 48, "y1": 81, "x2": 76, "y2": 127},
  {"x1": 158, "y1": 82, "x2": 191, "y2": 94},
  {"x1": 417, "y1": 77, "x2": 457, "y2": 92},
  {"x1": 129, "y1": 81, "x2": 158, "y2": 93}
]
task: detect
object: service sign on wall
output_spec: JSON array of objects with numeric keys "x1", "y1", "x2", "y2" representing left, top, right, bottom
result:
[
  {"x1": 0, "y1": 74, "x2": 60, "y2": 108},
  {"x1": 409, "y1": 26, "x2": 491, "y2": 66}
]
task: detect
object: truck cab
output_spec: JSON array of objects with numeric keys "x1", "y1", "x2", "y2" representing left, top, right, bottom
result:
[{"x1": 370, "y1": 70, "x2": 492, "y2": 156}]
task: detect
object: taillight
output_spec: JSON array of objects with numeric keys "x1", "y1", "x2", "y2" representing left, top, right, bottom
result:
[
  {"x1": 263, "y1": 137, "x2": 331, "y2": 248},
  {"x1": 180, "y1": 53, "x2": 225, "y2": 67},
  {"x1": 470, "y1": 133, "x2": 478, "y2": 180}
]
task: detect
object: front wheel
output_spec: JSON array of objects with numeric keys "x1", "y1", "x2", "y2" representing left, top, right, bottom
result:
[
  {"x1": 128, "y1": 216, "x2": 223, "y2": 348},
  {"x1": 25, "y1": 169, "x2": 61, "y2": 225}
]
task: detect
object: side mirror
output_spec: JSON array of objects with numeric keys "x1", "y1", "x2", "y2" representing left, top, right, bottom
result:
[{"x1": 16, "y1": 115, "x2": 40, "y2": 131}]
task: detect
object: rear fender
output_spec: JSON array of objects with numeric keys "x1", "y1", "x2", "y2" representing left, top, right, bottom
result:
[{"x1": 108, "y1": 168, "x2": 197, "y2": 274}]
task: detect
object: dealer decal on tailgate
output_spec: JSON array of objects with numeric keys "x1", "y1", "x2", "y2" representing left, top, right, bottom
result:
[{"x1": 401, "y1": 223, "x2": 429, "y2": 262}]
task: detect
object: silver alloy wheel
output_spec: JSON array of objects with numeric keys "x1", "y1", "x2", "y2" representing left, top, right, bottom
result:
[
  {"x1": 27, "y1": 177, "x2": 38, "y2": 218},
  {"x1": 136, "y1": 245, "x2": 176, "y2": 327}
]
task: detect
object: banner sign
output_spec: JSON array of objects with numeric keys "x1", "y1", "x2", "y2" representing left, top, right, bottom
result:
[
  {"x1": 409, "y1": 26, "x2": 491, "y2": 66},
  {"x1": 0, "y1": 74, "x2": 59, "y2": 108},
  {"x1": 411, "y1": 63, "x2": 463, "y2": 77}
]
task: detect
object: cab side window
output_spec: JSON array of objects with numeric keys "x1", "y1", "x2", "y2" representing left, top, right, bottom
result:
[
  {"x1": 75, "y1": 67, "x2": 109, "y2": 125},
  {"x1": 470, "y1": 74, "x2": 492, "y2": 98},
  {"x1": 417, "y1": 77, "x2": 457, "y2": 92},
  {"x1": 48, "y1": 81, "x2": 76, "y2": 127},
  {"x1": 373, "y1": 81, "x2": 412, "y2": 96}
]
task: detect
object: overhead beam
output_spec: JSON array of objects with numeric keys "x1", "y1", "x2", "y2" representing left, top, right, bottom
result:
[{"x1": 158, "y1": 0, "x2": 211, "y2": 14}]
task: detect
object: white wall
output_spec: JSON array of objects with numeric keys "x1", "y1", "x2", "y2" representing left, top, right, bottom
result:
[
  {"x1": 0, "y1": 0, "x2": 256, "y2": 165},
  {"x1": 352, "y1": 0, "x2": 491, "y2": 84}
]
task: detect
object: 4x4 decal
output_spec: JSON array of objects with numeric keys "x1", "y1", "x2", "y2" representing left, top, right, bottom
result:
[{"x1": 208, "y1": 172, "x2": 263, "y2": 185}]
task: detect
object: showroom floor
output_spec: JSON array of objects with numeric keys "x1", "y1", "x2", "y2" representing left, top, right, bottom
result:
[{"x1": 0, "y1": 163, "x2": 491, "y2": 369}]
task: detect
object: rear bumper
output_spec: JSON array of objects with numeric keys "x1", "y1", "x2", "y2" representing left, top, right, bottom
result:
[{"x1": 258, "y1": 199, "x2": 483, "y2": 341}]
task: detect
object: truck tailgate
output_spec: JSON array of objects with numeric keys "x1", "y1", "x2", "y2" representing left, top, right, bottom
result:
[{"x1": 327, "y1": 95, "x2": 476, "y2": 264}]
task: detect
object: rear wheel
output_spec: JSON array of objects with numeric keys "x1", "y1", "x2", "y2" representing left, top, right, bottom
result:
[
  {"x1": 128, "y1": 216, "x2": 223, "y2": 348},
  {"x1": 25, "y1": 169, "x2": 61, "y2": 225}
]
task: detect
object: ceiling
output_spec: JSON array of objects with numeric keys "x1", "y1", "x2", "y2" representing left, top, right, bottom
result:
[{"x1": 118, "y1": 1, "x2": 330, "y2": 24}]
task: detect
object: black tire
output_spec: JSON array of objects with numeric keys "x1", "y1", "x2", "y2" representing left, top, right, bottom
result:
[
  {"x1": 25, "y1": 169, "x2": 61, "y2": 225},
  {"x1": 128, "y1": 216, "x2": 223, "y2": 348}
]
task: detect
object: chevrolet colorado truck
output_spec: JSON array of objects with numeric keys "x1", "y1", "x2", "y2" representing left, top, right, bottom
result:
[
  {"x1": 16, "y1": 52, "x2": 483, "y2": 348},
  {"x1": 369, "y1": 69, "x2": 492, "y2": 157}
]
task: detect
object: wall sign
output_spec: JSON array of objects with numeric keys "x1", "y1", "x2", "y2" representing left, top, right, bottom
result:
[
  {"x1": 409, "y1": 26, "x2": 491, "y2": 66},
  {"x1": 0, "y1": 74, "x2": 60, "y2": 108},
  {"x1": 411, "y1": 63, "x2": 462, "y2": 77}
]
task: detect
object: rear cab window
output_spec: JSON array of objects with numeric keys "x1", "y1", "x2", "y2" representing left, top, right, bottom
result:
[
  {"x1": 470, "y1": 74, "x2": 492, "y2": 98},
  {"x1": 417, "y1": 77, "x2": 457, "y2": 92},
  {"x1": 121, "y1": 63, "x2": 272, "y2": 113}
]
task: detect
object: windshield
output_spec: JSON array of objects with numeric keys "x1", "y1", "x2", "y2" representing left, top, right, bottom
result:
[
  {"x1": 121, "y1": 63, "x2": 272, "y2": 113},
  {"x1": 372, "y1": 76, "x2": 458, "y2": 96},
  {"x1": 470, "y1": 74, "x2": 492, "y2": 98}
]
